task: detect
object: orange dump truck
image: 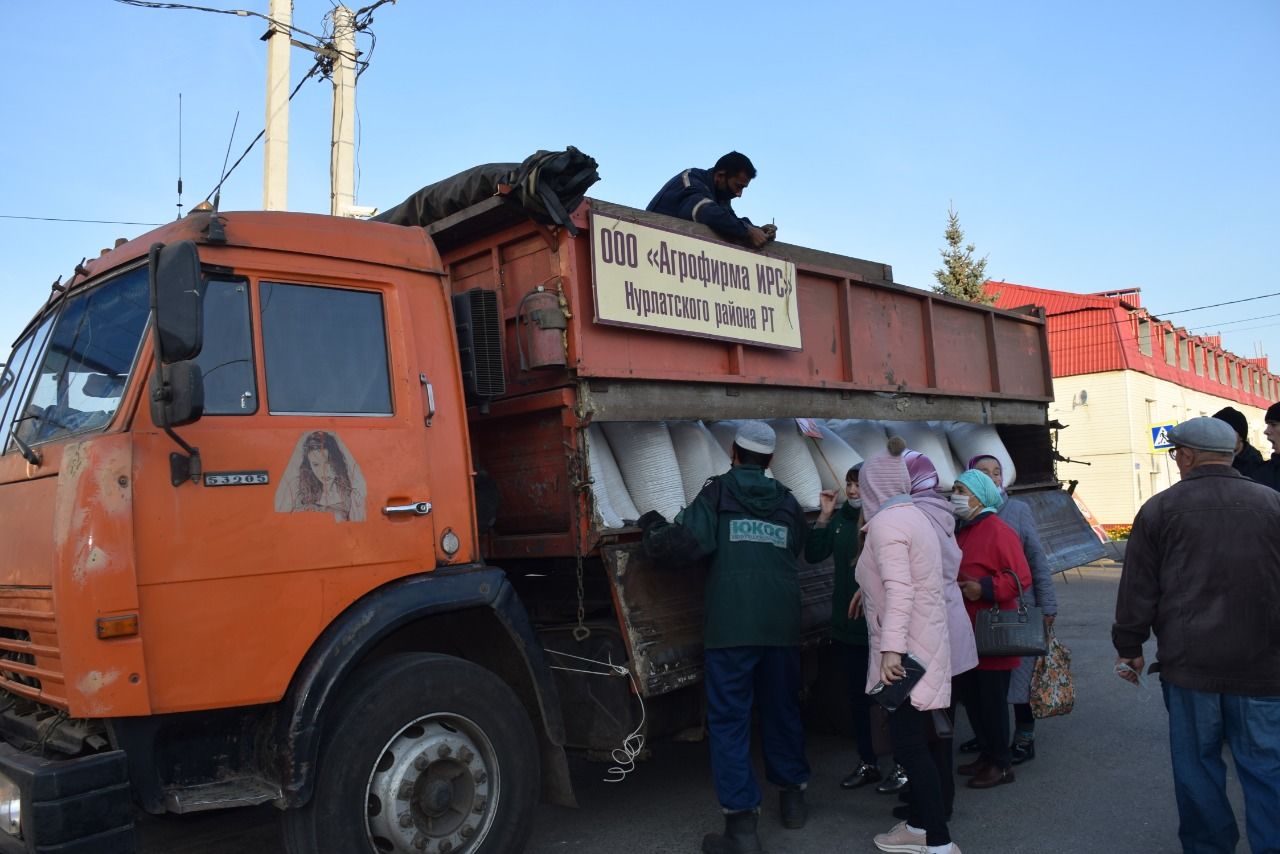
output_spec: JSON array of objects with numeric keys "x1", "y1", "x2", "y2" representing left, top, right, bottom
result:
[{"x1": 0, "y1": 193, "x2": 1103, "y2": 854}]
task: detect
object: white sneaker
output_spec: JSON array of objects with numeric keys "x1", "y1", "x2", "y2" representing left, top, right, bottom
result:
[{"x1": 874, "y1": 821, "x2": 927, "y2": 853}]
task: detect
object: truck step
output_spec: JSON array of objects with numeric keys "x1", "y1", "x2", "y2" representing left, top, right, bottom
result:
[{"x1": 164, "y1": 777, "x2": 281, "y2": 814}]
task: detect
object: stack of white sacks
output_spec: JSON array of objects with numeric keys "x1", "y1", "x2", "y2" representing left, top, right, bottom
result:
[{"x1": 585, "y1": 419, "x2": 1015, "y2": 529}]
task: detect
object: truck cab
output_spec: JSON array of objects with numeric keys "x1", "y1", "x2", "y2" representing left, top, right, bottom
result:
[{"x1": 0, "y1": 209, "x2": 561, "y2": 854}]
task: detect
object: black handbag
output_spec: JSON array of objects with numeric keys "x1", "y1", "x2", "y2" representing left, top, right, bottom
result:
[{"x1": 973, "y1": 569, "x2": 1047, "y2": 657}]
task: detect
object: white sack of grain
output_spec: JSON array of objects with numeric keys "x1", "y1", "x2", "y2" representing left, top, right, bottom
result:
[
  {"x1": 827, "y1": 419, "x2": 890, "y2": 461},
  {"x1": 804, "y1": 422, "x2": 864, "y2": 493},
  {"x1": 601, "y1": 421, "x2": 686, "y2": 521},
  {"x1": 706, "y1": 420, "x2": 741, "y2": 458},
  {"x1": 943, "y1": 421, "x2": 1018, "y2": 487},
  {"x1": 669, "y1": 421, "x2": 733, "y2": 504},
  {"x1": 883, "y1": 420, "x2": 961, "y2": 490},
  {"x1": 586, "y1": 424, "x2": 638, "y2": 527},
  {"x1": 767, "y1": 419, "x2": 823, "y2": 510}
]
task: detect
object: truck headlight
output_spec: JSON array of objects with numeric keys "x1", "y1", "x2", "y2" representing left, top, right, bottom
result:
[{"x1": 0, "y1": 773, "x2": 20, "y2": 836}]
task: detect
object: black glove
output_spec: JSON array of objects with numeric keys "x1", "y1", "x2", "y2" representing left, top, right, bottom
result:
[{"x1": 636, "y1": 510, "x2": 667, "y2": 533}]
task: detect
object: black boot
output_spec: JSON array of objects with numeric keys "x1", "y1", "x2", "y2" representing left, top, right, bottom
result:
[
  {"x1": 779, "y1": 786, "x2": 807, "y2": 829},
  {"x1": 702, "y1": 810, "x2": 764, "y2": 854}
]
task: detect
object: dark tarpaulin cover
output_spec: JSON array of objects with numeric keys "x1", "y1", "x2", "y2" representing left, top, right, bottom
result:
[{"x1": 373, "y1": 147, "x2": 599, "y2": 235}]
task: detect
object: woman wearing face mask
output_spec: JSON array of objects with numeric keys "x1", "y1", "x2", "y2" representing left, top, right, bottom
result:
[
  {"x1": 809, "y1": 464, "x2": 889, "y2": 791},
  {"x1": 950, "y1": 469, "x2": 1033, "y2": 790},
  {"x1": 963, "y1": 454, "x2": 1058, "y2": 764},
  {"x1": 854, "y1": 439, "x2": 961, "y2": 854}
]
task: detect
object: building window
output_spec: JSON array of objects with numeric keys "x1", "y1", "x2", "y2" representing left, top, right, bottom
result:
[
  {"x1": 1219, "y1": 354, "x2": 1229, "y2": 384},
  {"x1": 1164, "y1": 332, "x2": 1176, "y2": 366},
  {"x1": 1193, "y1": 344, "x2": 1204, "y2": 376},
  {"x1": 1208, "y1": 352, "x2": 1218, "y2": 382},
  {"x1": 1137, "y1": 319, "x2": 1152, "y2": 356},
  {"x1": 1179, "y1": 339, "x2": 1190, "y2": 371},
  {"x1": 1230, "y1": 362, "x2": 1238, "y2": 389}
]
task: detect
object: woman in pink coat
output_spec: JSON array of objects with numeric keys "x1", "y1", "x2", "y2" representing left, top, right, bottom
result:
[{"x1": 855, "y1": 437, "x2": 961, "y2": 854}]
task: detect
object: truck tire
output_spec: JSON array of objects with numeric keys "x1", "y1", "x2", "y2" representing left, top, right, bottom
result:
[{"x1": 281, "y1": 653, "x2": 540, "y2": 854}]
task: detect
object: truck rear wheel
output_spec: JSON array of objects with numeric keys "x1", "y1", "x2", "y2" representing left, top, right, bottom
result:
[{"x1": 282, "y1": 653, "x2": 540, "y2": 854}]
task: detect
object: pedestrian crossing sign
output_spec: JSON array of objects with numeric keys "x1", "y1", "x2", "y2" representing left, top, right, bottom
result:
[{"x1": 1150, "y1": 423, "x2": 1177, "y2": 450}]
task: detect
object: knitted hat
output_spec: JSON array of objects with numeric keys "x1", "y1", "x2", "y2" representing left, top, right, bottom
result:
[
  {"x1": 734, "y1": 421, "x2": 775, "y2": 454},
  {"x1": 1267, "y1": 402, "x2": 1280, "y2": 424},
  {"x1": 859, "y1": 437, "x2": 912, "y2": 519},
  {"x1": 1167, "y1": 417, "x2": 1237, "y2": 454},
  {"x1": 1212, "y1": 406, "x2": 1248, "y2": 441}
]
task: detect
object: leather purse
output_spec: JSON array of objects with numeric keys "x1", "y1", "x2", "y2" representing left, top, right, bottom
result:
[
  {"x1": 973, "y1": 569, "x2": 1047, "y2": 657},
  {"x1": 868, "y1": 652, "x2": 927, "y2": 712}
]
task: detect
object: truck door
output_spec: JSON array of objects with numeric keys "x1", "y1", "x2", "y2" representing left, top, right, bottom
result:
[{"x1": 132, "y1": 274, "x2": 440, "y2": 712}]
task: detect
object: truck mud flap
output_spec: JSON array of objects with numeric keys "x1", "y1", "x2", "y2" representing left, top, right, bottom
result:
[
  {"x1": 600, "y1": 543, "x2": 832, "y2": 698},
  {"x1": 1017, "y1": 488, "x2": 1110, "y2": 573}
]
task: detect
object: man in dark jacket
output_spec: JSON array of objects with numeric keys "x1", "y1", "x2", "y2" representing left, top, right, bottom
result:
[
  {"x1": 646, "y1": 152, "x2": 776, "y2": 248},
  {"x1": 1249, "y1": 401, "x2": 1280, "y2": 491},
  {"x1": 642, "y1": 421, "x2": 809, "y2": 854},
  {"x1": 1211, "y1": 405, "x2": 1264, "y2": 476},
  {"x1": 1113, "y1": 417, "x2": 1280, "y2": 854}
]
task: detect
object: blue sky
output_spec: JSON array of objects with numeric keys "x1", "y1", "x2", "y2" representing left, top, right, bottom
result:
[{"x1": 3, "y1": 1, "x2": 1278, "y2": 368}]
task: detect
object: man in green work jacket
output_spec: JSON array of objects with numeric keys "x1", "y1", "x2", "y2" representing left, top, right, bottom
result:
[{"x1": 641, "y1": 421, "x2": 810, "y2": 854}]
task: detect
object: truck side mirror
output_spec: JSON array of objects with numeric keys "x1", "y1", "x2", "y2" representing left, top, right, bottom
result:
[
  {"x1": 150, "y1": 360, "x2": 205, "y2": 428},
  {"x1": 150, "y1": 241, "x2": 204, "y2": 363}
]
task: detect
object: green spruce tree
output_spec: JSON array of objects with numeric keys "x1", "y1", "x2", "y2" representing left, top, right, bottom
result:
[{"x1": 933, "y1": 205, "x2": 995, "y2": 304}]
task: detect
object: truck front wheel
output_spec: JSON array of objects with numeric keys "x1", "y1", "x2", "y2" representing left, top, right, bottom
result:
[{"x1": 282, "y1": 653, "x2": 540, "y2": 854}]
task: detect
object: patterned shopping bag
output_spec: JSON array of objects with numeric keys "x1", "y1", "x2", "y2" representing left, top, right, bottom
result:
[{"x1": 1030, "y1": 629, "x2": 1074, "y2": 718}]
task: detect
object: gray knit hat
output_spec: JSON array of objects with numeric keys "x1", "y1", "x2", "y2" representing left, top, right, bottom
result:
[
  {"x1": 1167, "y1": 417, "x2": 1237, "y2": 454},
  {"x1": 734, "y1": 421, "x2": 776, "y2": 455}
]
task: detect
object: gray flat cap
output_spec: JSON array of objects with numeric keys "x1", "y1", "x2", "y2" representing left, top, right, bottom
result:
[
  {"x1": 735, "y1": 421, "x2": 776, "y2": 455},
  {"x1": 1168, "y1": 417, "x2": 1237, "y2": 454}
]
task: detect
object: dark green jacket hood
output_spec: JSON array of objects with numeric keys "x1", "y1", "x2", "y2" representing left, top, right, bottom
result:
[{"x1": 723, "y1": 465, "x2": 794, "y2": 516}]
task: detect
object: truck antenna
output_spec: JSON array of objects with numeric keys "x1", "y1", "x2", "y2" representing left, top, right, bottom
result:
[
  {"x1": 176, "y1": 92, "x2": 184, "y2": 219},
  {"x1": 212, "y1": 111, "x2": 240, "y2": 213}
]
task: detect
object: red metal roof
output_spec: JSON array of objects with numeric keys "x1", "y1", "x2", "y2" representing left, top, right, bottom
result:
[{"x1": 986, "y1": 281, "x2": 1280, "y2": 408}]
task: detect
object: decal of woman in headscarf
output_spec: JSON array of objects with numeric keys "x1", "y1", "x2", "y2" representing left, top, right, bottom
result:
[{"x1": 274, "y1": 430, "x2": 368, "y2": 522}]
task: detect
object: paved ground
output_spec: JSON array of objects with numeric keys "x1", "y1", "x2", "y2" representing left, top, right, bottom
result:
[{"x1": 137, "y1": 563, "x2": 1249, "y2": 852}]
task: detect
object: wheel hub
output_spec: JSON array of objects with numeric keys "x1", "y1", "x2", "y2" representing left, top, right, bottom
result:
[{"x1": 365, "y1": 716, "x2": 498, "y2": 853}]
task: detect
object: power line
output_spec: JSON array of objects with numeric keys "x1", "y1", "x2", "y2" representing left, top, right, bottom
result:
[
  {"x1": 112, "y1": 0, "x2": 329, "y2": 44},
  {"x1": 0, "y1": 214, "x2": 163, "y2": 226},
  {"x1": 203, "y1": 60, "x2": 323, "y2": 203}
]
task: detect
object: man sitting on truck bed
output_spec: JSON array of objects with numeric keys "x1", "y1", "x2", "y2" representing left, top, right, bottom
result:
[
  {"x1": 640, "y1": 420, "x2": 810, "y2": 854},
  {"x1": 647, "y1": 151, "x2": 777, "y2": 249}
]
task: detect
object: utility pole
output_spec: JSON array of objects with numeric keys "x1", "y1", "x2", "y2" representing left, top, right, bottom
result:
[
  {"x1": 329, "y1": 5, "x2": 357, "y2": 216},
  {"x1": 262, "y1": 0, "x2": 291, "y2": 211}
]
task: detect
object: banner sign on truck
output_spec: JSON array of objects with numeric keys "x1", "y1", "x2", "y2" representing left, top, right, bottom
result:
[{"x1": 588, "y1": 211, "x2": 802, "y2": 350}]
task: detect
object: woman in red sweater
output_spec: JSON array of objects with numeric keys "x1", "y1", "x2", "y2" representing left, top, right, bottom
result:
[{"x1": 950, "y1": 469, "x2": 1033, "y2": 789}]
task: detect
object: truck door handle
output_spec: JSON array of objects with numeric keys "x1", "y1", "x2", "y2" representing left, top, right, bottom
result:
[
  {"x1": 419, "y1": 373, "x2": 435, "y2": 427},
  {"x1": 383, "y1": 502, "x2": 432, "y2": 516}
]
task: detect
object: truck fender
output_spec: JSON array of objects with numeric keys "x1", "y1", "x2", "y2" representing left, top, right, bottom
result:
[{"x1": 272, "y1": 564, "x2": 567, "y2": 808}]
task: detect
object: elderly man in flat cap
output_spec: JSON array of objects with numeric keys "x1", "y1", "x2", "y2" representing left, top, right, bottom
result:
[
  {"x1": 1113, "y1": 416, "x2": 1280, "y2": 854},
  {"x1": 641, "y1": 421, "x2": 810, "y2": 854}
]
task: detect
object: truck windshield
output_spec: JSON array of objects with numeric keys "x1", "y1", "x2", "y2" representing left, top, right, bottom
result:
[{"x1": 12, "y1": 266, "x2": 151, "y2": 448}]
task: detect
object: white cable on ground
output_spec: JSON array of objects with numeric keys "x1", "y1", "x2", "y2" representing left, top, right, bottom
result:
[{"x1": 544, "y1": 648, "x2": 647, "y2": 783}]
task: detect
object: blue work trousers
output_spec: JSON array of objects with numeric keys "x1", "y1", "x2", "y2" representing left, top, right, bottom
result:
[
  {"x1": 1162, "y1": 682, "x2": 1280, "y2": 854},
  {"x1": 704, "y1": 646, "x2": 810, "y2": 812}
]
